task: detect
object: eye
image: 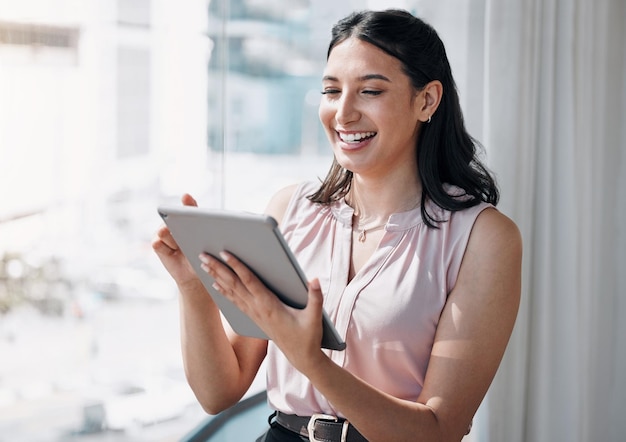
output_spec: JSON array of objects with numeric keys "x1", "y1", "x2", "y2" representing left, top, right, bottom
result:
[
  {"x1": 321, "y1": 89, "x2": 340, "y2": 95},
  {"x1": 362, "y1": 90, "x2": 383, "y2": 96}
]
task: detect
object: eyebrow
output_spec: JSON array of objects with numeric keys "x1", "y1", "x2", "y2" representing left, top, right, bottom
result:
[{"x1": 322, "y1": 74, "x2": 392, "y2": 82}]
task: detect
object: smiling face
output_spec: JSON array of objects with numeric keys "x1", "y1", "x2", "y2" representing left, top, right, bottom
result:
[{"x1": 319, "y1": 37, "x2": 424, "y2": 179}]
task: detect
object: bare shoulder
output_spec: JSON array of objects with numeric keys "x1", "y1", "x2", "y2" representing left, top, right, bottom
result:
[
  {"x1": 469, "y1": 207, "x2": 522, "y2": 261},
  {"x1": 454, "y1": 206, "x2": 522, "y2": 320},
  {"x1": 458, "y1": 207, "x2": 522, "y2": 303},
  {"x1": 264, "y1": 183, "x2": 300, "y2": 225}
]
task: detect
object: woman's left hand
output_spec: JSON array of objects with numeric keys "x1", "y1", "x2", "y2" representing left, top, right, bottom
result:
[{"x1": 198, "y1": 251, "x2": 327, "y2": 374}]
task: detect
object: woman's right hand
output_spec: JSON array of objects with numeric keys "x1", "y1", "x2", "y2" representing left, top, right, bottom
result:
[{"x1": 152, "y1": 193, "x2": 201, "y2": 290}]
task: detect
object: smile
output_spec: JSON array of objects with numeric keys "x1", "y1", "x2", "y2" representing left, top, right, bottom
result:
[{"x1": 338, "y1": 131, "x2": 376, "y2": 143}]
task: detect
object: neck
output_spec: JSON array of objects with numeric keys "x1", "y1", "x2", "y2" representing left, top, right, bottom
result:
[{"x1": 347, "y1": 175, "x2": 422, "y2": 226}]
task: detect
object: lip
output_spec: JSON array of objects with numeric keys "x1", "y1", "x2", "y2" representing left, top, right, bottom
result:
[{"x1": 335, "y1": 130, "x2": 376, "y2": 150}]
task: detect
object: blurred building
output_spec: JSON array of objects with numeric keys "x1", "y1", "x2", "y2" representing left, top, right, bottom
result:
[
  {"x1": 0, "y1": 0, "x2": 211, "y2": 295},
  {"x1": 206, "y1": 0, "x2": 326, "y2": 155}
]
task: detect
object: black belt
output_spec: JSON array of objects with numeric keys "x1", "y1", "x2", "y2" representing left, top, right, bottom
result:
[{"x1": 274, "y1": 411, "x2": 368, "y2": 442}]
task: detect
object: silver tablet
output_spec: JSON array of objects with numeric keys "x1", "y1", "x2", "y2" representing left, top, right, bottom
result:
[{"x1": 157, "y1": 205, "x2": 346, "y2": 351}]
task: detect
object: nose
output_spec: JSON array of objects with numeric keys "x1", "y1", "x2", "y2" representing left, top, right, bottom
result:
[{"x1": 335, "y1": 93, "x2": 360, "y2": 125}]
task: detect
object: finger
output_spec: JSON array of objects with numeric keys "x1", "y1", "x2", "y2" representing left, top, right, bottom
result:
[
  {"x1": 181, "y1": 193, "x2": 198, "y2": 207},
  {"x1": 218, "y1": 251, "x2": 268, "y2": 295},
  {"x1": 200, "y1": 254, "x2": 256, "y2": 316},
  {"x1": 302, "y1": 279, "x2": 325, "y2": 349},
  {"x1": 211, "y1": 281, "x2": 225, "y2": 294},
  {"x1": 152, "y1": 236, "x2": 172, "y2": 255},
  {"x1": 210, "y1": 252, "x2": 284, "y2": 322},
  {"x1": 306, "y1": 278, "x2": 324, "y2": 316},
  {"x1": 199, "y1": 253, "x2": 241, "y2": 292},
  {"x1": 155, "y1": 225, "x2": 179, "y2": 250}
]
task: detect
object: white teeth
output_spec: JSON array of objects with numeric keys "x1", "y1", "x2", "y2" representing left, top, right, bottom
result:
[{"x1": 339, "y1": 132, "x2": 375, "y2": 142}]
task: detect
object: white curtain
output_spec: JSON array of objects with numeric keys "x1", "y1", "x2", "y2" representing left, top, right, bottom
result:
[{"x1": 471, "y1": 0, "x2": 626, "y2": 441}]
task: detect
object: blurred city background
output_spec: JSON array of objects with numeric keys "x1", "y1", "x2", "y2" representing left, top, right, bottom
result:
[{"x1": 0, "y1": 0, "x2": 482, "y2": 440}]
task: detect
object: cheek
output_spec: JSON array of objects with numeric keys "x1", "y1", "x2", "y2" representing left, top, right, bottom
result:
[{"x1": 318, "y1": 102, "x2": 334, "y2": 128}]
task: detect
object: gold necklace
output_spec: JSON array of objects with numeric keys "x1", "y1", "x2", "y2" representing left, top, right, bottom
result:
[
  {"x1": 356, "y1": 223, "x2": 387, "y2": 243},
  {"x1": 349, "y1": 194, "x2": 420, "y2": 243}
]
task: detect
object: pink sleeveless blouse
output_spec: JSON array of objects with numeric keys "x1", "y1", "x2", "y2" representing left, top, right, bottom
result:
[{"x1": 266, "y1": 181, "x2": 492, "y2": 417}]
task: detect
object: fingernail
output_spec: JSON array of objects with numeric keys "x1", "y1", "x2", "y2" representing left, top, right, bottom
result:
[
  {"x1": 198, "y1": 254, "x2": 209, "y2": 264},
  {"x1": 219, "y1": 251, "x2": 229, "y2": 261}
]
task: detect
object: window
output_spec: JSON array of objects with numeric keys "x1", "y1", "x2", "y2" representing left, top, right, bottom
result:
[
  {"x1": 116, "y1": 46, "x2": 151, "y2": 158},
  {"x1": 0, "y1": 22, "x2": 79, "y2": 48},
  {"x1": 117, "y1": 0, "x2": 151, "y2": 27},
  {"x1": 0, "y1": 21, "x2": 79, "y2": 65}
]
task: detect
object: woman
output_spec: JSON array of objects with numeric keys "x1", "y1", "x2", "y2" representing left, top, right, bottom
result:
[{"x1": 153, "y1": 9, "x2": 522, "y2": 442}]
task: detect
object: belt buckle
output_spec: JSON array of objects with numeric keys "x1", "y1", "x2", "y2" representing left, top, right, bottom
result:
[{"x1": 307, "y1": 414, "x2": 350, "y2": 442}]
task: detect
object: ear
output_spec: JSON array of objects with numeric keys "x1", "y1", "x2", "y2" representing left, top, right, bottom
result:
[{"x1": 416, "y1": 80, "x2": 443, "y2": 123}]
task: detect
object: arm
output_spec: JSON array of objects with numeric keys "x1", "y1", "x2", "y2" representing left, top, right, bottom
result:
[
  {"x1": 204, "y1": 207, "x2": 521, "y2": 440},
  {"x1": 152, "y1": 189, "x2": 294, "y2": 414}
]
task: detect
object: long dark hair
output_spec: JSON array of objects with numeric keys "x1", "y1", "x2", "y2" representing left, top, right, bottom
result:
[{"x1": 308, "y1": 9, "x2": 499, "y2": 228}]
